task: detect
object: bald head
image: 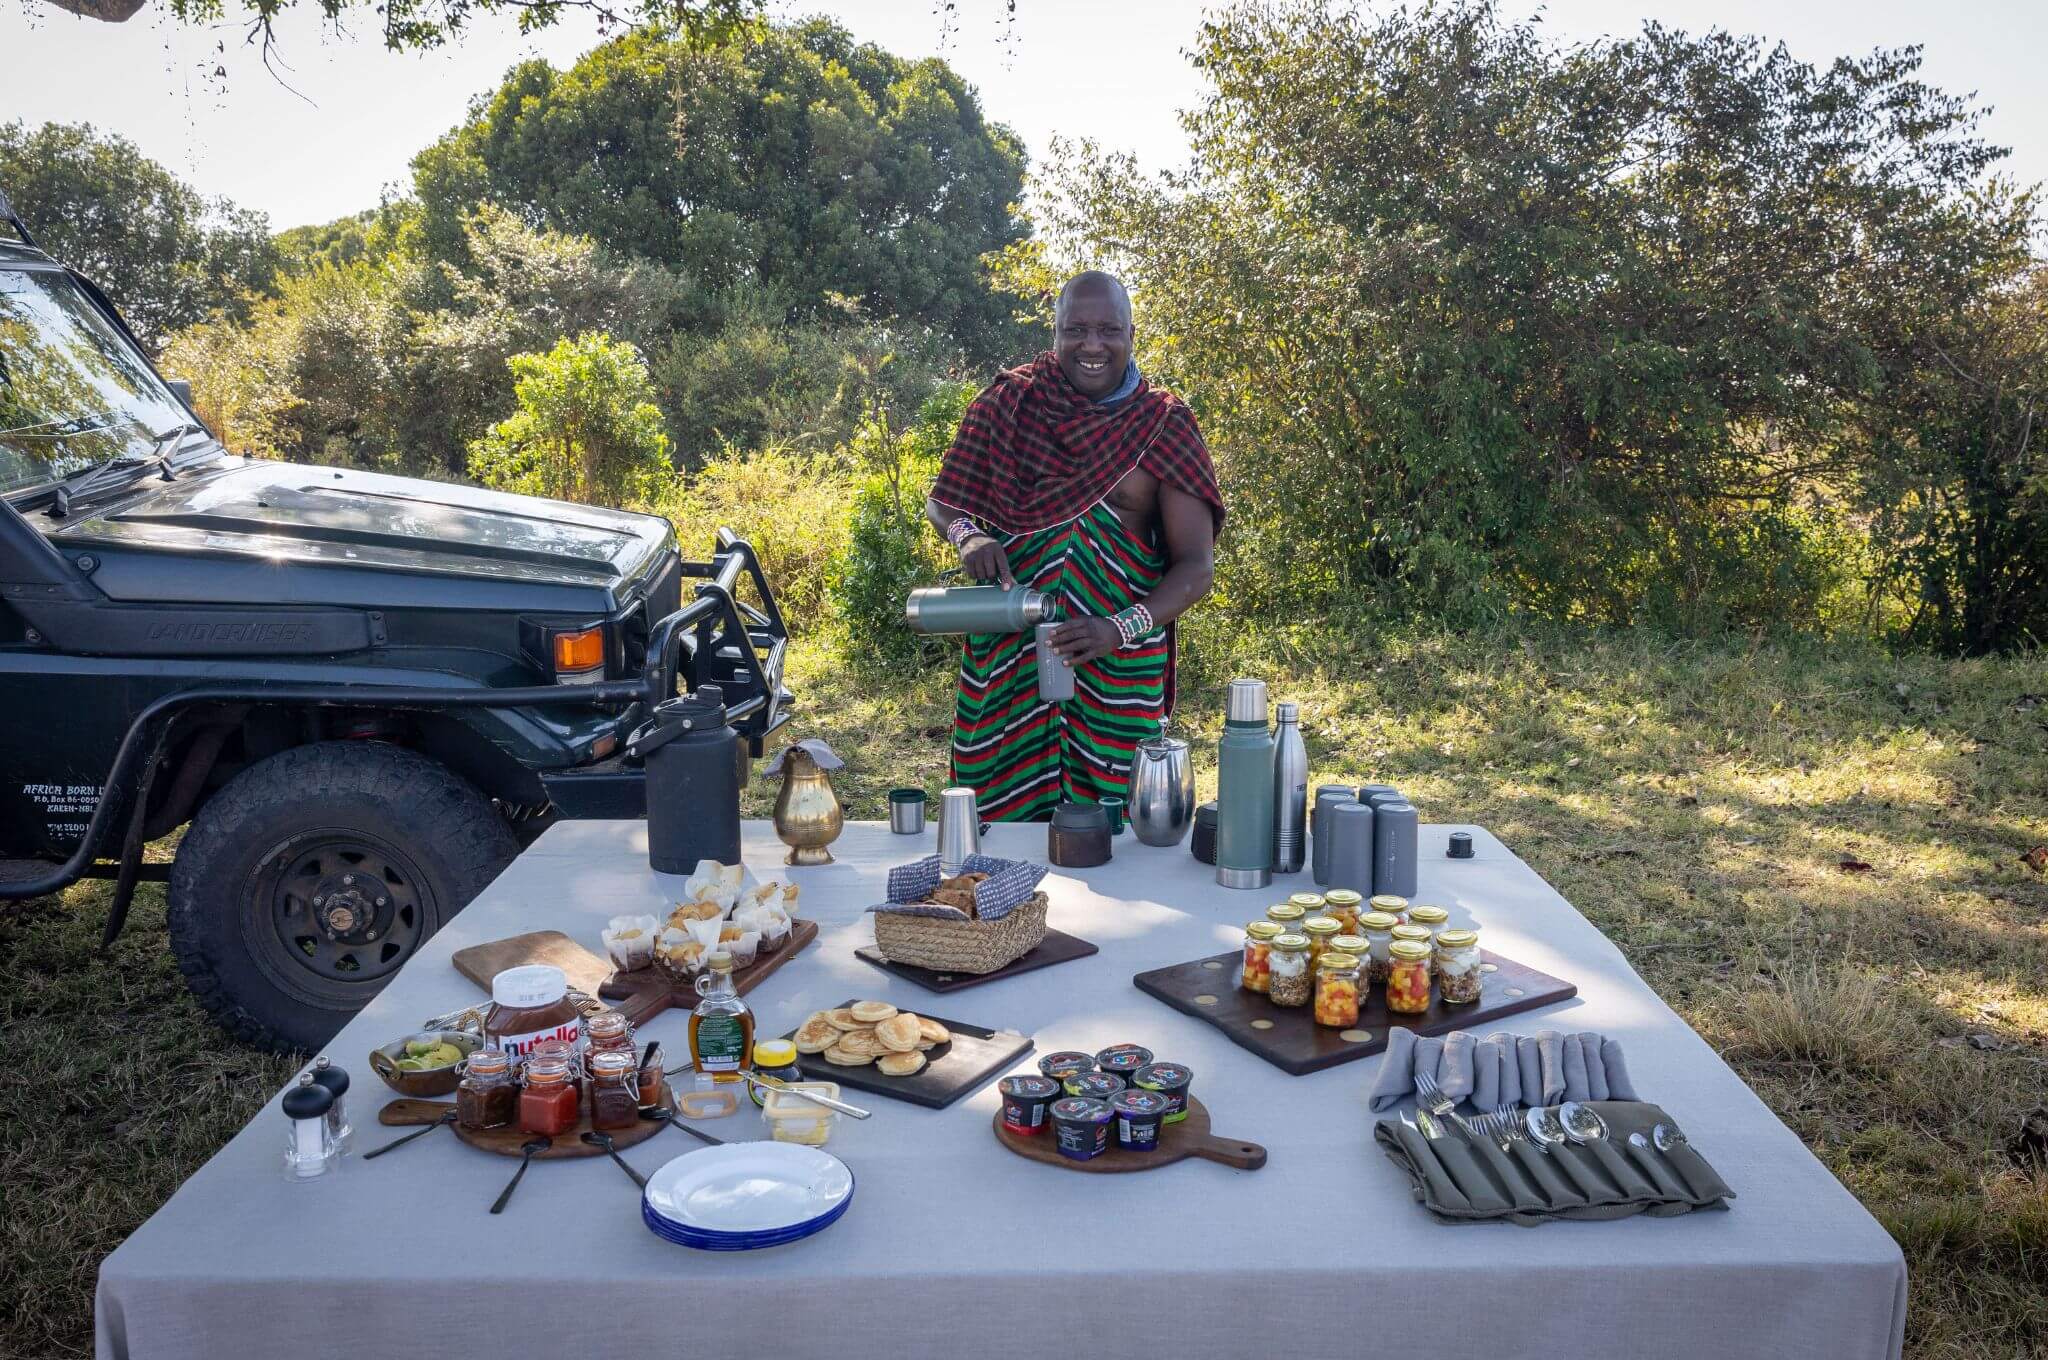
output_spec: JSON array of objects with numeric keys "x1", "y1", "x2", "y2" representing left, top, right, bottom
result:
[{"x1": 1053, "y1": 270, "x2": 1134, "y2": 399}]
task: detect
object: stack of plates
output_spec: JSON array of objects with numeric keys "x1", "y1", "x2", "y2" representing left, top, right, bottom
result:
[{"x1": 641, "y1": 1142, "x2": 855, "y2": 1251}]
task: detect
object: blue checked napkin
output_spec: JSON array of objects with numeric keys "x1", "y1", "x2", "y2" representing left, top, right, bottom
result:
[{"x1": 872, "y1": 854, "x2": 1046, "y2": 922}]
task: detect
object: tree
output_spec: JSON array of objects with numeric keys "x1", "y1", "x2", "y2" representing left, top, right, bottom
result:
[
  {"x1": 1028, "y1": 1, "x2": 2025, "y2": 632},
  {"x1": 412, "y1": 19, "x2": 1034, "y2": 363},
  {"x1": 0, "y1": 121, "x2": 279, "y2": 353},
  {"x1": 468, "y1": 331, "x2": 674, "y2": 504}
]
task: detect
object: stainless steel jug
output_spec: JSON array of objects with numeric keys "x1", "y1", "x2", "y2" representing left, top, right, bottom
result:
[{"x1": 1126, "y1": 733, "x2": 1195, "y2": 847}]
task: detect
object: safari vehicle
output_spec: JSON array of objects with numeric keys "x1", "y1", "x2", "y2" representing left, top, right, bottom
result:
[{"x1": 0, "y1": 192, "x2": 791, "y2": 1050}]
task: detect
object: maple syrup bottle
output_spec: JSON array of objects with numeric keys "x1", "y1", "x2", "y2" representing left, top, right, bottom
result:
[{"x1": 688, "y1": 952, "x2": 754, "y2": 1084}]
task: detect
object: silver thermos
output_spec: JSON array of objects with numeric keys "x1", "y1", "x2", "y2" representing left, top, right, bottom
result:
[
  {"x1": 904, "y1": 585, "x2": 1053, "y2": 635},
  {"x1": 1272, "y1": 701, "x2": 1307, "y2": 874}
]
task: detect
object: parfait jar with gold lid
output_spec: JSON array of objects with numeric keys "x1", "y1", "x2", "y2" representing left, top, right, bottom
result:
[
  {"x1": 1358, "y1": 911, "x2": 1400, "y2": 985},
  {"x1": 1386, "y1": 938, "x2": 1434, "y2": 1015},
  {"x1": 1369, "y1": 893, "x2": 1409, "y2": 925},
  {"x1": 1322, "y1": 888, "x2": 1363, "y2": 934},
  {"x1": 1242, "y1": 920, "x2": 1283, "y2": 994},
  {"x1": 1265, "y1": 902, "x2": 1307, "y2": 931},
  {"x1": 1301, "y1": 915, "x2": 1343, "y2": 965},
  {"x1": 1287, "y1": 891, "x2": 1327, "y2": 916},
  {"x1": 1390, "y1": 922, "x2": 1433, "y2": 952},
  {"x1": 1407, "y1": 904, "x2": 1450, "y2": 935},
  {"x1": 1313, "y1": 951, "x2": 1362, "y2": 1028},
  {"x1": 1267, "y1": 933, "x2": 1312, "y2": 1007},
  {"x1": 1434, "y1": 928, "x2": 1483, "y2": 1005}
]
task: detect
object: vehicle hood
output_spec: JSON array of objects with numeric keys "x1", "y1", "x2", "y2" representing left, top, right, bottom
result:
[{"x1": 48, "y1": 458, "x2": 674, "y2": 604}]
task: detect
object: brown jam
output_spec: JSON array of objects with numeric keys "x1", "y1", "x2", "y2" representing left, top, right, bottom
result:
[{"x1": 588, "y1": 1050, "x2": 641, "y2": 1131}]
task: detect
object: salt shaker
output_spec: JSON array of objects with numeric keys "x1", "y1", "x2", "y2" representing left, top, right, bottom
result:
[
  {"x1": 310, "y1": 1056, "x2": 351, "y2": 1153},
  {"x1": 282, "y1": 1074, "x2": 338, "y2": 1181}
]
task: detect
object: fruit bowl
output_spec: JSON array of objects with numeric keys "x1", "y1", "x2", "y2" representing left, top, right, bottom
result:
[{"x1": 368, "y1": 1030, "x2": 484, "y2": 1098}]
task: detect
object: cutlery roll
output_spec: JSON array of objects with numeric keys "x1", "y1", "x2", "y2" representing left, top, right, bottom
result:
[{"x1": 1376, "y1": 1100, "x2": 1735, "y2": 1226}]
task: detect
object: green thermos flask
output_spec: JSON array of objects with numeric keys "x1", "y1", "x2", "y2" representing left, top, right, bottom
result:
[{"x1": 1215, "y1": 677, "x2": 1276, "y2": 889}]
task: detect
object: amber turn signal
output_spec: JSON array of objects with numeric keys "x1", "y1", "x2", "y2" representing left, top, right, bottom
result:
[{"x1": 552, "y1": 626, "x2": 605, "y2": 675}]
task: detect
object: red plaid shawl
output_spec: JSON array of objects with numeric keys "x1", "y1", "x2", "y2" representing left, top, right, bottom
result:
[{"x1": 931, "y1": 353, "x2": 1225, "y2": 534}]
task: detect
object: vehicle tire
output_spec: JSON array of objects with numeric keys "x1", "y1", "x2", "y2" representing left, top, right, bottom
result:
[{"x1": 168, "y1": 741, "x2": 518, "y2": 1053}]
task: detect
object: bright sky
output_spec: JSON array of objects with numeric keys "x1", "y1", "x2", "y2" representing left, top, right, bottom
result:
[{"x1": 1, "y1": 0, "x2": 2043, "y2": 231}]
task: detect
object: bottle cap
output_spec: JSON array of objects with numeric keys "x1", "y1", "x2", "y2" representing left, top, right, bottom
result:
[
  {"x1": 1276, "y1": 701, "x2": 1298, "y2": 722},
  {"x1": 309, "y1": 1056, "x2": 349, "y2": 1097},
  {"x1": 708, "y1": 950, "x2": 734, "y2": 972},
  {"x1": 1448, "y1": 831, "x2": 1475, "y2": 858},
  {"x1": 491, "y1": 964, "x2": 568, "y2": 1008},
  {"x1": 1225, "y1": 678, "x2": 1268, "y2": 723}
]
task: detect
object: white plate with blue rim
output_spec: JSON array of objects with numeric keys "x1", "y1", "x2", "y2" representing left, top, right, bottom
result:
[{"x1": 643, "y1": 1142, "x2": 854, "y2": 1240}]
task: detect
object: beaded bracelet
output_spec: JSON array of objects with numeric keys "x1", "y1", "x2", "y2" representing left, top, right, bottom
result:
[
  {"x1": 1110, "y1": 604, "x2": 1155, "y2": 646},
  {"x1": 945, "y1": 517, "x2": 984, "y2": 549}
]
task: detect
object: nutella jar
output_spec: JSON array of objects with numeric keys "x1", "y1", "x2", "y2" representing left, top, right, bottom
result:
[{"x1": 485, "y1": 965, "x2": 583, "y2": 1071}]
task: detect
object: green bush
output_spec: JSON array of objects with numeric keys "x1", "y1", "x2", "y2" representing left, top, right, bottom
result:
[{"x1": 468, "y1": 332, "x2": 673, "y2": 504}]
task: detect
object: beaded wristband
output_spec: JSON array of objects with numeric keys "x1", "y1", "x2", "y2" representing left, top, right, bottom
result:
[
  {"x1": 1111, "y1": 604, "x2": 1154, "y2": 646},
  {"x1": 945, "y1": 517, "x2": 983, "y2": 549}
]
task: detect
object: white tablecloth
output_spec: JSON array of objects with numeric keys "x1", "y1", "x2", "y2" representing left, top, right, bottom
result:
[{"x1": 96, "y1": 820, "x2": 1907, "y2": 1360}]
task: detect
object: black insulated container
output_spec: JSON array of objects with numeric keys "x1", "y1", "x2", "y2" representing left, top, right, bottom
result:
[{"x1": 631, "y1": 683, "x2": 743, "y2": 872}]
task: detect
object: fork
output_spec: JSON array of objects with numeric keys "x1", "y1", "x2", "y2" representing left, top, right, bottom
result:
[{"x1": 1414, "y1": 1071, "x2": 1484, "y2": 1141}]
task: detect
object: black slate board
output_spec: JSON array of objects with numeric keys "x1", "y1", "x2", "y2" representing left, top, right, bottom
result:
[
  {"x1": 779, "y1": 1001, "x2": 1033, "y2": 1110},
  {"x1": 854, "y1": 928, "x2": 1100, "y2": 993},
  {"x1": 1133, "y1": 949, "x2": 1576, "y2": 1076}
]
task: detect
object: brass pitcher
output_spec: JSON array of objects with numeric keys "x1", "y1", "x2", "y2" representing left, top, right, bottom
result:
[{"x1": 767, "y1": 740, "x2": 845, "y2": 866}]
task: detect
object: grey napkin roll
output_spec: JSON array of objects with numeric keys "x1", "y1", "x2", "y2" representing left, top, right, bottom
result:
[
  {"x1": 1367, "y1": 1027, "x2": 1635, "y2": 1112},
  {"x1": 1436, "y1": 1030, "x2": 1476, "y2": 1101}
]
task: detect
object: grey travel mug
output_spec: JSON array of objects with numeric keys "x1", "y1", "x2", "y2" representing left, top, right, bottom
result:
[
  {"x1": 1035, "y1": 621, "x2": 1075, "y2": 702},
  {"x1": 888, "y1": 788, "x2": 926, "y2": 835},
  {"x1": 1367, "y1": 787, "x2": 1406, "y2": 814},
  {"x1": 1322, "y1": 800, "x2": 1376, "y2": 895},
  {"x1": 1311, "y1": 784, "x2": 1359, "y2": 885},
  {"x1": 1373, "y1": 800, "x2": 1419, "y2": 897}
]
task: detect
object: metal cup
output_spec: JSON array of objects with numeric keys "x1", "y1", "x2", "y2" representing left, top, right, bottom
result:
[
  {"x1": 1323, "y1": 800, "x2": 1376, "y2": 894},
  {"x1": 888, "y1": 788, "x2": 926, "y2": 835},
  {"x1": 1035, "y1": 621, "x2": 1075, "y2": 703},
  {"x1": 936, "y1": 786, "x2": 981, "y2": 876}
]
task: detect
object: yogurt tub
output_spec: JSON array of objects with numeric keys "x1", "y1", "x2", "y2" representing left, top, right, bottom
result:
[
  {"x1": 1132, "y1": 1062, "x2": 1193, "y2": 1123},
  {"x1": 998, "y1": 1075, "x2": 1062, "y2": 1135},
  {"x1": 1050, "y1": 1097, "x2": 1115, "y2": 1161},
  {"x1": 1108, "y1": 1088, "x2": 1172, "y2": 1151},
  {"x1": 1094, "y1": 1044, "x2": 1153, "y2": 1084},
  {"x1": 759, "y1": 1081, "x2": 842, "y2": 1147},
  {"x1": 1038, "y1": 1051, "x2": 1096, "y2": 1083},
  {"x1": 1063, "y1": 1071, "x2": 1128, "y2": 1102}
]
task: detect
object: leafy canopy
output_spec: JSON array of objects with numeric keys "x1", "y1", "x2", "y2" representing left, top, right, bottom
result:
[{"x1": 467, "y1": 330, "x2": 673, "y2": 504}]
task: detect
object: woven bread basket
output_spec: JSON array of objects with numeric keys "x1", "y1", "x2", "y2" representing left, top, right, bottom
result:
[{"x1": 871, "y1": 891, "x2": 1049, "y2": 974}]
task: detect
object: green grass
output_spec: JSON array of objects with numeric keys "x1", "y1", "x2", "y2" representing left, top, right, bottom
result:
[{"x1": 4, "y1": 623, "x2": 2046, "y2": 1357}]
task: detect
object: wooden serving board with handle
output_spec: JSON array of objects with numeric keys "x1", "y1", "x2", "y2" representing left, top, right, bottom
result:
[
  {"x1": 377, "y1": 1080, "x2": 676, "y2": 1160},
  {"x1": 449, "y1": 919, "x2": 818, "y2": 1027},
  {"x1": 993, "y1": 1095, "x2": 1266, "y2": 1173}
]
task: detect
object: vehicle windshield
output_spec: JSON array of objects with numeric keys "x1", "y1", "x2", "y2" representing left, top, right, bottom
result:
[{"x1": 0, "y1": 266, "x2": 197, "y2": 496}]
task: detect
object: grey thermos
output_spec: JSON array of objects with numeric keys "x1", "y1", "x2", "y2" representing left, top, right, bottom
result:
[
  {"x1": 1272, "y1": 702, "x2": 1307, "y2": 874},
  {"x1": 1035, "y1": 622, "x2": 1075, "y2": 702},
  {"x1": 1311, "y1": 783, "x2": 1358, "y2": 885},
  {"x1": 1374, "y1": 800, "x2": 1419, "y2": 897},
  {"x1": 905, "y1": 585, "x2": 1053, "y2": 635},
  {"x1": 630, "y1": 683, "x2": 743, "y2": 873},
  {"x1": 1215, "y1": 678, "x2": 1276, "y2": 889}
]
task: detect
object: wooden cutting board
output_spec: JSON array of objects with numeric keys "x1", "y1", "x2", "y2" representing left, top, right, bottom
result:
[
  {"x1": 1133, "y1": 948, "x2": 1576, "y2": 1076},
  {"x1": 375, "y1": 1081, "x2": 675, "y2": 1160},
  {"x1": 992, "y1": 1095, "x2": 1266, "y2": 1173},
  {"x1": 449, "y1": 920, "x2": 818, "y2": 1027},
  {"x1": 778, "y1": 1001, "x2": 1033, "y2": 1110}
]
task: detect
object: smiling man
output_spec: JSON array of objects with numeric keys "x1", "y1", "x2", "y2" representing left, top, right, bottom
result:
[{"x1": 924, "y1": 270, "x2": 1225, "y2": 820}]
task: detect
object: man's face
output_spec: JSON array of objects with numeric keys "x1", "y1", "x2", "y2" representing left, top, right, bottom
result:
[{"x1": 1055, "y1": 288, "x2": 1133, "y2": 399}]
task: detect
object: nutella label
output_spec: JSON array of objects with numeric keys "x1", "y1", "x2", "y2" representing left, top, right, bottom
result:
[{"x1": 495, "y1": 1019, "x2": 581, "y2": 1060}]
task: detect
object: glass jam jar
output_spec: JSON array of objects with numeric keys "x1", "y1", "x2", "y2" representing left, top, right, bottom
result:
[
  {"x1": 518, "y1": 1052, "x2": 580, "y2": 1135},
  {"x1": 1369, "y1": 893, "x2": 1409, "y2": 925},
  {"x1": 1434, "y1": 928, "x2": 1483, "y2": 1004},
  {"x1": 1242, "y1": 920, "x2": 1283, "y2": 994},
  {"x1": 1322, "y1": 888, "x2": 1363, "y2": 934},
  {"x1": 585, "y1": 1010, "x2": 634, "y2": 1070},
  {"x1": 1386, "y1": 938, "x2": 1433, "y2": 1014},
  {"x1": 587, "y1": 1048, "x2": 641, "y2": 1130},
  {"x1": 1267, "y1": 933, "x2": 1312, "y2": 1007},
  {"x1": 1406, "y1": 904, "x2": 1450, "y2": 934},
  {"x1": 1358, "y1": 911, "x2": 1400, "y2": 985},
  {"x1": 1265, "y1": 902, "x2": 1307, "y2": 931},
  {"x1": 456, "y1": 1048, "x2": 518, "y2": 1131},
  {"x1": 1301, "y1": 915, "x2": 1342, "y2": 965},
  {"x1": 1313, "y1": 951, "x2": 1362, "y2": 1028}
]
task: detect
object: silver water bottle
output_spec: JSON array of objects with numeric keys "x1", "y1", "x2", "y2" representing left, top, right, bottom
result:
[{"x1": 1272, "y1": 702, "x2": 1307, "y2": 874}]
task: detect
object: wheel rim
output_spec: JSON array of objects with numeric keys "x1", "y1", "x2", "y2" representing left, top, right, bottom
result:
[{"x1": 247, "y1": 829, "x2": 437, "y2": 1004}]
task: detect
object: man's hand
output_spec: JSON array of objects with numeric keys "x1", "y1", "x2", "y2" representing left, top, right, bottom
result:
[
  {"x1": 1049, "y1": 617, "x2": 1120, "y2": 665},
  {"x1": 959, "y1": 533, "x2": 1016, "y2": 589}
]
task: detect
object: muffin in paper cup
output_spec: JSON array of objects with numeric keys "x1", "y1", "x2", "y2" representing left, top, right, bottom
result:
[{"x1": 602, "y1": 914, "x2": 659, "y2": 972}]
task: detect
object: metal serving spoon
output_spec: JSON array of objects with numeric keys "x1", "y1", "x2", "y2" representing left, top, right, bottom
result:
[
  {"x1": 1628, "y1": 1129, "x2": 1691, "y2": 1199},
  {"x1": 1523, "y1": 1105, "x2": 1568, "y2": 1152},
  {"x1": 491, "y1": 1138, "x2": 550, "y2": 1214},
  {"x1": 639, "y1": 1104, "x2": 726, "y2": 1147},
  {"x1": 1561, "y1": 1101, "x2": 1642, "y2": 1191},
  {"x1": 362, "y1": 1110, "x2": 455, "y2": 1160},
  {"x1": 580, "y1": 1130, "x2": 648, "y2": 1188}
]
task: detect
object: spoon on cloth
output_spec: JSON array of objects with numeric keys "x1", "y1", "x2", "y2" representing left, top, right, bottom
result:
[
  {"x1": 363, "y1": 1110, "x2": 456, "y2": 1160},
  {"x1": 581, "y1": 1130, "x2": 649, "y2": 1188},
  {"x1": 1627, "y1": 1130, "x2": 1692, "y2": 1200},
  {"x1": 640, "y1": 1104, "x2": 727, "y2": 1147},
  {"x1": 1523, "y1": 1106, "x2": 1568, "y2": 1153},
  {"x1": 1559, "y1": 1102, "x2": 1641, "y2": 1191},
  {"x1": 491, "y1": 1138, "x2": 550, "y2": 1214}
]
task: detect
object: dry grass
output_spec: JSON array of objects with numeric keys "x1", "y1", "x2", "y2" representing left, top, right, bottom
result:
[{"x1": 3, "y1": 623, "x2": 2045, "y2": 1358}]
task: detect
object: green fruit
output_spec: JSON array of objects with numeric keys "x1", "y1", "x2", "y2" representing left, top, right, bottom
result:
[
  {"x1": 426, "y1": 1044, "x2": 464, "y2": 1067},
  {"x1": 404, "y1": 1038, "x2": 437, "y2": 1057},
  {"x1": 396, "y1": 1057, "x2": 426, "y2": 1071}
]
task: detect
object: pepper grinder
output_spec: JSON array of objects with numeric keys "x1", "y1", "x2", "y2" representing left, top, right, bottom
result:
[
  {"x1": 282, "y1": 1074, "x2": 338, "y2": 1182},
  {"x1": 310, "y1": 1055, "x2": 351, "y2": 1154}
]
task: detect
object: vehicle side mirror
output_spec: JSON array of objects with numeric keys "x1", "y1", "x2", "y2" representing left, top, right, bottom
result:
[{"x1": 167, "y1": 378, "x2": 193, "y2": 407}]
